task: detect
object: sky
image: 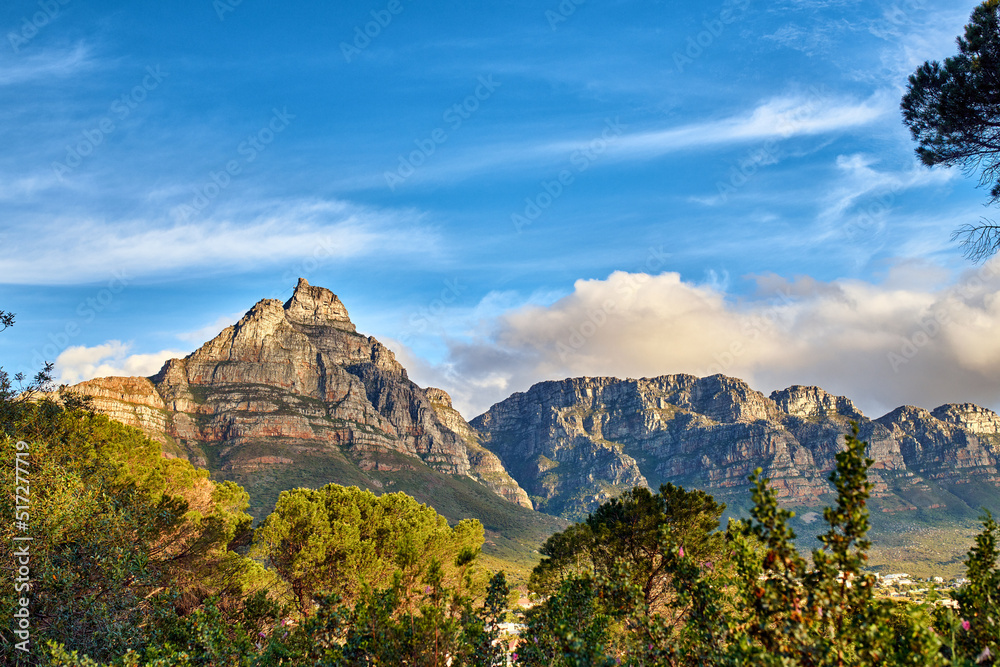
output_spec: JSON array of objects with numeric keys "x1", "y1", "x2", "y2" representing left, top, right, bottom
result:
[{"x1": 2, "y1": 0, "x2": 999, "y2": 421}]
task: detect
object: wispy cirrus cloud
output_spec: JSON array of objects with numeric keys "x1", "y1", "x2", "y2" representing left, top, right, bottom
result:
[
  {"x1": 592, "y1": 92, "x2": 890, "y2": 160},
  {"x1": 381, "y1": 92, "x2": 892, "y2": 189},
  {"x1": 0, "y1": 43, "x2": 94, "y2": 86},
  {"x1": 815, "y1": 153, "x2": 957, "y2": 237},
  {"x1": 0, "y1": 197, "x2": 442, "y2": 285}
]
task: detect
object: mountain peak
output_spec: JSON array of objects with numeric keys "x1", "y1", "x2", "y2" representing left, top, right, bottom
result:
[
  {"x1": 283, "y1": 277, "x2": 356, "y2": 331},
  {"x1": 770, "y1": 385, "x2": 865, "y2": 421},
  {"x1": 931, "y1": 403, "x2": 1000, "y2": 435}
]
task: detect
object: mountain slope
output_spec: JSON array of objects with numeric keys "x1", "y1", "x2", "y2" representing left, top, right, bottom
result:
[
  {"x1": 63, "y1": 279, "x2": 536, "y2": 526},
  {"x1": 471, "y1": 375, "x2": 1000, "y2": 527}
]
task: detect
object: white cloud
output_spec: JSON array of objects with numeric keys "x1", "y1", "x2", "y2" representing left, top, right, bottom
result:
[
  {"x1": 763, "y1": 21, "x2": 851, "y2": 57},
  {"x1": 0, "y1": 173, "x2": 63, "y2": 201},
  {"x1": 0, "y1": 43, "x2": 93, "y2": 86},
  {"x1": 393, "y1": 259, "x2": 1000, "y2": 421},
  {"x1": 379, "y1": 92, "x2": 891, "y2": 188},
  {"x1": 55, "y1": 341, "x2": 186, "y2": 385},
  {"x1": 862, "y1": 3, "x2": 976, "y2": 88},
  {"x1": 542, "y1": 92, "x2": 890, "y2": 162},
  {"x1": 0, "y1": 197, "x2": 441, "y2": 284},
  {"x1": 816, "y1": 153, "x2": 956, "y2": 240}
]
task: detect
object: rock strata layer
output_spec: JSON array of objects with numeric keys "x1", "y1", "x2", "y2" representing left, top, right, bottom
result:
[
  {"x1": 472, "y1": 375, "x2": 1000, "y2": 520},
  {"x1": 63, "y1": 278, "x2": 531, "y2": 513}
]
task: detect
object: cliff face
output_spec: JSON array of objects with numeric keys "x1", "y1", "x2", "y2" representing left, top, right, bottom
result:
[
  {"x1": 471, "y1": 375, "x2": 1000, "y2": 521},
  {"x1": 64, "y1": 278, "x2": 530, "y2": 514},
  {"x1": 425, "y1": 387, "x2": 532, "y2": 509}
]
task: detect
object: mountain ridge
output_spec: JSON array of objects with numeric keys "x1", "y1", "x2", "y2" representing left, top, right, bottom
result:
[
  {"x1": 471, "y1": 374, "x2": 1000, "y2": 521},
  {"x1": 60, "y1": 280, "x2": 1000, "y2": 546}
]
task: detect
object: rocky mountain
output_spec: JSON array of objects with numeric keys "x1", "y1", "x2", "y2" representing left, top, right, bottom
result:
[
  {"x1": 63, "y1": 278, "x2": 533, "y2": 518},
  {"x1": 471, "y1": 375, "x2": 1000, "y2": 522},
  {"x1": 63, "y1": 279, "x2": 1000, "y2": 547}
]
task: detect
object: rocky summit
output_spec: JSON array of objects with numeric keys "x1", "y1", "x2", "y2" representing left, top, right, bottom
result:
[
  {"x1": 63, "y1": 278, "x2": 531, "y2": 516},
  {"x1": 472, "y1": 375, "x2": 1000, "y2": 522}
]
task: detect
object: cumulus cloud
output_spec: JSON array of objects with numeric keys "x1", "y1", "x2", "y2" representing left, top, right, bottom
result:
[
  {"x1": 390, "y1": 259, "x2": 1000, "y2": 421},
  {"x1": 55, "y1": 341, "x2": 186, "y2": 385}
]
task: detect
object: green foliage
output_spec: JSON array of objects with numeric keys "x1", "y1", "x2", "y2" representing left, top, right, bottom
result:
[
  {"x1": 0, "y1": 316, "x2": 265, "y2": 664},
  {"x1": 901, "y1": 0, "x2": 1000, "y2": 260},
  {"x1": 251, "y1": 570, "x2": 509, "y2": 667},
  {"x1": 522, "y1": 482, "x2": 737, "y2": 665},
  {"x1": 722, "y1": 424, "x2": 945, "y2": 666},
  {"x1": 0, "y1": 409, "x2": 268, "y2": 663},
  {"x1": 253, "y1": 483, "x2": 486, "y2": 616},
  {"x1": 518, "y1": 575, "x2": 618, "y2": 667},
  {"x1": 952, "y1": 511, "x2": 1000, "y2": 664},
  {"x1": 517, "y1": 424, "x2": 991, "y2": 666},
  {"x1": 530, "y1": 483, "x2": 726, "y2": 612}
]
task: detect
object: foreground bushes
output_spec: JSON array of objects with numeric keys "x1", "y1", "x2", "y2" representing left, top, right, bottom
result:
[{"x1": 0, "y1": 395, "x2": 270, "y2": 665}]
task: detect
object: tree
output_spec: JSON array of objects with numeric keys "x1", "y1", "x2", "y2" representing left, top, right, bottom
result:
[
  {"x1": 952, "y1": 511, "x2": 1000, "y2": 664},
  {"x1": 0, "y1": 407, "x2": 266, "y2": 664},
  {"x1": 0, "y1": 315, "x2": 267, "y2": 664},
  {"x1": 253, "y1": 484, "x2": 485, "y2": 616},
  {"x1": 519, "y1": 425, "x2": 961, "y2": 666},
  {"x1": 529, "y1": 483, "x2": 726, "y2": 611},
  {"x1": 902, "y1": 0, "x2": 1000, "y2": 261}
]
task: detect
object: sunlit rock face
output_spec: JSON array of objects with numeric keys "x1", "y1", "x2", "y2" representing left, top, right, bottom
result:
[
  {"x1": 473, "y1": 375, "x2": 1000, "y2": 521},
  {"x1": 63, "y1": 278, "x2": 531, "y2": 511}
]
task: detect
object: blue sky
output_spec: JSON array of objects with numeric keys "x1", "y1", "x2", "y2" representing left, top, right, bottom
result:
[{"x1": 3, "y1": 0, "x2": 999, "y2": 420}]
